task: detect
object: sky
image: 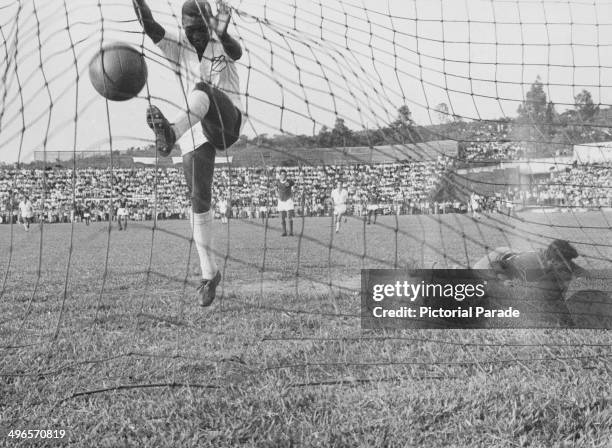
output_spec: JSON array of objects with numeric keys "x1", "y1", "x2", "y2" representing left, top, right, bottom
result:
[{"x1": 0, "y1": 0, "x2": 611, "y2": 162}]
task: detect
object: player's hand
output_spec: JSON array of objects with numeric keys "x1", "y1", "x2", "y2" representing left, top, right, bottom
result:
[{"x1": 212, "y1": 1, "x2": 231, "y2": 37}]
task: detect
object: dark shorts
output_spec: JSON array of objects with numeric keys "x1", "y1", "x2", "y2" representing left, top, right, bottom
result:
[{"x1": 194, "y1": 82, "x2": 242, "y2": 151}]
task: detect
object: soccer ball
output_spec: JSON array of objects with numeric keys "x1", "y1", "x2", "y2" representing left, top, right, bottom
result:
[{"x1": 89, "y1": 43, "x2": 148, "y2": 101}]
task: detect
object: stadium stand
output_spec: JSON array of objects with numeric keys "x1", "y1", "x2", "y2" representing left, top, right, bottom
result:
[{"x1": 2, "y1": 141, "x2": 610, "y2": 224}]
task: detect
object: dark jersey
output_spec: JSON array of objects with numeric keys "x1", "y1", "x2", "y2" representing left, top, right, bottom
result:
[
  {"x1": 500, "y1": 251, "x2": 548, "y2": 281},
  {"x1": 500, "y1": 250, "x2": 584, "y2": 284},
  {"x1": 277, "y1": 179, "x2": 294, "y2": 201}
]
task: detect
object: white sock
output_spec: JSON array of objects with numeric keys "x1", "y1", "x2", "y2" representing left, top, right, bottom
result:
[
  {"x1": 171, "y1": 89, "x2": 210, "y2": 141},
  {"x1": 191, "y1": 210, "x2": 217, "y2": 280}
]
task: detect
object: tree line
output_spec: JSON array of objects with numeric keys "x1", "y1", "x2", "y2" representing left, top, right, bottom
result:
[{"x1": 233, "y1": 77, "x2": 611, "y2": 154}]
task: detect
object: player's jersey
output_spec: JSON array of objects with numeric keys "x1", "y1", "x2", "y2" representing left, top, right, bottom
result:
[
  {"x1": 277, "y1": 179, "x2": 294, "y2": 201},
  {"x1": 331, "y1": 188, "x2": 348, "y2": 205},
  {"x1": 19, "y1": 200, "x2": 33, "y2": 218},
  {"x1": 157, "y1": 28, "x2": 242, "y2": 152},
  {"x1": 218, "y1": 199, "x2": 228, "y2": 213},
  {"x1": 470, "y1": 194, "x2": 480, "y2": 210}
]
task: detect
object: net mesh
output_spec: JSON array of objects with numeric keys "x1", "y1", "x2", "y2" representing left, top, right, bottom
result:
[{"x1": 0, "y1": 0, "x2": 611, "y2": 442}]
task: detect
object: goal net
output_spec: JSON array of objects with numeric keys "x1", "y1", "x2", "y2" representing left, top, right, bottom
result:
[{"x1": 1, "y1": 0, "x2": 611, "y2": 443}]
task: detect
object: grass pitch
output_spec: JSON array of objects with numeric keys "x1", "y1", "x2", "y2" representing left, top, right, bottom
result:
[{"x1": 1, "y1": 212, "x2": 611, "y2": 447}]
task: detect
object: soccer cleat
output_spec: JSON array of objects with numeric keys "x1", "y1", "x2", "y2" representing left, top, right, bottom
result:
[
  {"x1": 146, "y1": 105, "x2": 176, "y2": 157},
  {"x1": 281, "y1": 233, "x2": 287, "y2": 237},
  {"x1": 197, "y1": 270, "x2": 221, "y2": 307}
]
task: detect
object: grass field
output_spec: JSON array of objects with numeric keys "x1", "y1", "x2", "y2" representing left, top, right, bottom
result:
[{"x1": 1, "y1": 212, "x2": 611, "y2": 447}]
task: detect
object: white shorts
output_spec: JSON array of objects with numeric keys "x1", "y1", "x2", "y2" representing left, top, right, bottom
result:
[
  {"x1": 334, "y1": 204, "x2": 347, "y2": 215},
  {"x1": 277, "y1": 199, "x2": 294, "y2": 212},
  {"x1": 367, "y1": 204, "x2": 378, "y2": 211}
]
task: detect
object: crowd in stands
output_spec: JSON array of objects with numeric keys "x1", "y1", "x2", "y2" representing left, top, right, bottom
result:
[
  {"x1": 515, "y1": 164, "x2": 612, "y2": 209},
  {"x1": 458, "y1": 124, "x2": 523, "y2": 162},
  {"x1": 0, "y1": 157, "x2": 610, "y2": 225},
  {"x1": 0, "y1": 160, "x2": 452, "y2": 223},
  {"x1": 461, "y1": 141, "x2": 526, "y2": 162},
  {"x1": 458, "y1": 124, "x2": 577, "y2": 162}
]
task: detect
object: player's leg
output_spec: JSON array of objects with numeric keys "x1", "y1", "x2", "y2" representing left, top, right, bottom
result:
[
  {"x1": 281, "y1": 210, "x2": 287, "y2": 236},
  {"x1": 183, "y1": 142, "x2": 221, "y2": 306},
  {"x1": 196, "y1": 82, "x2": 242, "y2": 151},
  {"x1": 147, "y1": 87, "x2": 210, "y2": 156},
  {"x1": 288, "y1": 209, "x2": 294, "y2": 236},
  {"x1": 147, "y1": 77, "x2": 241, "y2": 155}
]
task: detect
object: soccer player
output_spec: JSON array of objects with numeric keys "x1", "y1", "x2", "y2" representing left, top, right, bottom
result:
[
  {"x1": 133, "y1": 0, "x2": 242, "y2": 306},
  {"x1": 217, "y1": 195, "x2": 228, "y2": 224},
  {"x1": 472, "y1": 239, "x2": 588, "y2": 297},
  {"x1": 470, "y1": 192, "x2": 481, "y2": 219},
  {"x1": 366, "y1": 190, "x2": 379, "y2": 225},
  {"x1": 83, "y1": 204, "x2": 91, "y2": 226},
  {"x1": 276, "y1": 169, "x2": 294, "y2": 237},
  {"x1": 117, "y1": 201, "x2": 129, "y2": 231},
  {"x1": 18, "y1": 194, "x2": 34, "y2": 231},
  {"x1": 331, "y1": 180, "x2": 348, "y2": 233}
]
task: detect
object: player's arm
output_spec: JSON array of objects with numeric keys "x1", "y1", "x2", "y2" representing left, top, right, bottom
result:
[
  {"x1": 568, "y1": 261, "x2": 589, "y2": 278},
  {"x1": 132, "y1": 0, "x2": 165, "y2": 44},
  {"x1": 213, "y1": 1, "x2": 242, "y2": 60}
]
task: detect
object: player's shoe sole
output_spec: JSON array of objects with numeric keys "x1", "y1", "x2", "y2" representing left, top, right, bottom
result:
[
  {"x1": 197, "y1": 271, "x2": 222, "y2": 307},
  {"x1": 146, "y1": 105, "x2": 176, "y2": 157}
]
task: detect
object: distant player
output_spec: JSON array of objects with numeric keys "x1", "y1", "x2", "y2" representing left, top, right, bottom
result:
[
  {"x1": 473, "y1": 239, "x2": 588, "y2": 297},
  {"x1": 331, "y1": 180, "x2": 348, "y2": 233},
  {"x1": 366, "y1": 190, "x2": 379, "y2": 225},
  {"x1": 83, "y1": 204, "x2": 91, "y2": 226},
  {"x1": 470, "y1": 192, "x2": 481, "y2": 219},
  {"x1": 259, "y1": 201, "x2": 268, "y2": 223},
  {"x1": 218, "y1": 195, "x2": 228, "y2": 224},
  {"x1": 18, "y1": 195, "x2": 34, "y2": 231},
  {"x1": 117, "y1": 202, "x2": 129, "y2": 231},
  {"x1": 393, "y1": 189, "x2": 404, "y2": 216},
  {"x1": 133, "y1": 0, "x2": 243, "y2": 306},
  {"x1": 276, "y1": 169, "x2": 294, "y2": 237}
]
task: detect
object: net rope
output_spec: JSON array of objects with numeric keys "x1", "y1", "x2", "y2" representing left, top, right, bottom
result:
[{"x1": 0, "y1": 0, "x2": 610, "y2": 416}]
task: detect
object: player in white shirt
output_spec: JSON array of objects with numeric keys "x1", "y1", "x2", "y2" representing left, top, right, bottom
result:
[
  {"x1": 133, "y1": 0, "x2": 242, "y2": 307},
  {"x1": 117, "y1": 202, "x2": 129, "y2": 231},
  {"x1": 18, "y1": 195, "x2": 34, "y2": 231},
  {"x1": 331, "y1": 180, "x2": 349, "y2": 233},
  {"x1": 217, "y1": 196, "x2": 228, "y2": 224},
  {"x1": 470, "y1": 192, "x2": 481, "y2": 219}
]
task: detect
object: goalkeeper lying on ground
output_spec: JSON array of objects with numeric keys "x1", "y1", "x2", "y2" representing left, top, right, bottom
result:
[{"x1": 472, "y1": 239, "x2": 588, "y2": 296}]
